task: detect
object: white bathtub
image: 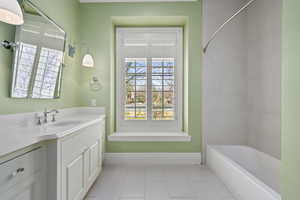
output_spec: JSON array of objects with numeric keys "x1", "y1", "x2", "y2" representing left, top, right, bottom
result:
[{"x1": 207, "y1": 145, "x2": 281, "y2": 200}]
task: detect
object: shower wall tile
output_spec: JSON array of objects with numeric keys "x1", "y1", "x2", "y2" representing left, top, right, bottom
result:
[
  {"x1": 246, "y1": 0, "x2": 282, "y2": 159},
  {"x1": 203, "y1": 0, "x2": 249, "y2": 147}
]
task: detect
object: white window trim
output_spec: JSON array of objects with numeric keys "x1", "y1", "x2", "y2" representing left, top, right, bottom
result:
[
  {"x1": 116, "y1": 27, "x2": 184, "y2": 133},
  {"x1": 108, "y1": 132, "x2": 191, "y2": 142}
]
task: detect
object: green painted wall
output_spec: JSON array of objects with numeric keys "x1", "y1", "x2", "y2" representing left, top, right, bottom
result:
[
  {"x1": 79, "y1": 2, "x2": 202, "y2": 152},
  {"x1": 0, "y1": 0, "x2": 202, "y2": 153},
  {"x1": 282, "y1": 0, "x2": 300, "y2": 199},
  {"x1": 0, "y1": 0, "x2": 81, "y2": 114}
]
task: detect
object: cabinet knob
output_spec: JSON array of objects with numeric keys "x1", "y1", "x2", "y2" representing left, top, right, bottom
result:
[
  {"x1": 11, "y1": 168, "x2": 24, "y2": 178},
  {"x1": 17, "y1": 168, "x2": 25, "y2": 173}
]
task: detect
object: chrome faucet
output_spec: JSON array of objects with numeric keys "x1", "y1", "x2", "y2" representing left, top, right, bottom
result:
[{"x1": 44, "y1": 108, "x2": 59, "y2": 123}]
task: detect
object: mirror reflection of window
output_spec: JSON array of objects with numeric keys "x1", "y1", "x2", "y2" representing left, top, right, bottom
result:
[
  {"x1": 11, "y1": 2, "x2": 66, "y2": 99},
  {"x1": 12, "y1": 43, "x2": 37, "y2": 98},
  {"x1": 32, "y1": 48, "x2": 63, "y2": 98}
]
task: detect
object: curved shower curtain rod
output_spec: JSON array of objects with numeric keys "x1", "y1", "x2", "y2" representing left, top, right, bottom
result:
[{"x1": 203, "y1": 0, "x2": 257, "y2": 53}]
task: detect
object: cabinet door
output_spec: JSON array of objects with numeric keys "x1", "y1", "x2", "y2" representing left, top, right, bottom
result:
[
  {"x1": 62, "y1": 153, "x2": 86, "y2": 200},
  {"x1": 86, "y1": 141, "x2": 100, "y2": 189},
  {"x1": 1, "y1": 172, "x2": 45, "y2": 200}
]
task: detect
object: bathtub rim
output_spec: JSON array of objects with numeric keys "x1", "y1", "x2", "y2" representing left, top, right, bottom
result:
[{"x1": 207, "y1": 145, "x2": 281, "y2": 199}]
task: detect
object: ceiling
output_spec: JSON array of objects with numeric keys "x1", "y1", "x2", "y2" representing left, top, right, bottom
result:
[{"x1": 79, "y1": 0, "x2": 197, "y2": 3}]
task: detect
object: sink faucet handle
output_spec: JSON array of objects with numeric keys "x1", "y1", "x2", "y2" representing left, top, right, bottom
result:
[
  {"x1": 38, "y1": 116, "x2": 42, "y2": 125},
  {"x1": 35, "y1": 113, "x2": 43, "y2": 125},
  {"x1": 52, "y1": 109, "x2": 59, "y2": 114},
  {"x1": 44, "y1": 108, "x2": 48, "y2": 123}
]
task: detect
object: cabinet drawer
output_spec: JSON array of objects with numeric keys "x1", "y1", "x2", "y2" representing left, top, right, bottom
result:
[
  {"x1": 0, "y1": 147, "x2": 44, "y2": 192},
  {"x1": 62, "y1": 122, "x2": 102, "y2": 165}
]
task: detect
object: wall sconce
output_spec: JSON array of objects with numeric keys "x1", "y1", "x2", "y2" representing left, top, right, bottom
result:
[
  {"x1": 0, "y1": 0, "x2": 24, "y2": 25},
  {"x1": 82, "y1": 53, "x2": 94, "y2": 68},
  {"x1": 0, "y1": 0, "x2": 23, "y2": 50},
  {"x1": 81, "y1": 43, "x2": 94, "y2": 67},
  {"x1": 68, "y1": 44, "x2": 76, "y2": 57},
  {"x1": 1, "y1": 40, "x2": 16, "y2": 50}
]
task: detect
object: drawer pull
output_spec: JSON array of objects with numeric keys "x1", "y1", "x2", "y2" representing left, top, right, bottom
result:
[{"x1": 17, "y1": 168, "x2": 25, "y2": 173}]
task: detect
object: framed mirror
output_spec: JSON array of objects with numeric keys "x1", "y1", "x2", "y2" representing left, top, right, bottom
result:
[{"x1": 10, "y1": 0, "x2": 66, "y2": 99}]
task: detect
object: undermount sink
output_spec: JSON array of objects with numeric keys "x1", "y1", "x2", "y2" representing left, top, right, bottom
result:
[{"x1": 52, "y1": 120, "x2": 82, "y2": 127}]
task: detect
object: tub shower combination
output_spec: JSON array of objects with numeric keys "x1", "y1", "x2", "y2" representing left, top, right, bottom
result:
[
  {"x1": 207, "y1": 145, "x2": 281, "y2": 200},
  {"x1": 203, "y1": 0, "x2": 281, "y2": 199}
]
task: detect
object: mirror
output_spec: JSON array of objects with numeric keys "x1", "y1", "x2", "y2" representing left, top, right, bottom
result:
[{"x1": 10, "y1": 0, "x2": 66, "y2": 99}]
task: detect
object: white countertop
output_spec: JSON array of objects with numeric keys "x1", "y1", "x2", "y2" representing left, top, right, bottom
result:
[{"x1": 0, "y1": 107, "x2": 105, "y2": 158}]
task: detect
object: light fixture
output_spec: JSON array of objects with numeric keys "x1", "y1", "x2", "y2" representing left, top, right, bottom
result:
[
  {"x1": 82, "y1": 53, "x2": 94, "y2": 68},
  {"x1": 68, "y1": 44, "x2": 76, "y2": 58},
  {"x1": 0, "y1": 0, "x2": 24, "y2": 25}
]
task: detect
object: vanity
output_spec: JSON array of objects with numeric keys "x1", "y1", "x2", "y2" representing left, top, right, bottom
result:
[
  {"x1": 0, "y1": 1, "x2": 105, "y2": 199},
  {"x1": 0, "y1": 107, "x2": 106, "y2": 200}
]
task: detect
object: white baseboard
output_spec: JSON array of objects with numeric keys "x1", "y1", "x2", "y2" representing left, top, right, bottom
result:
[{"x1": 104, "y1": 152, "x2": 202, "y2": 165}]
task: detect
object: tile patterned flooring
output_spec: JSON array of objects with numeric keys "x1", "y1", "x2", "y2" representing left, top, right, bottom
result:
[{"x1": 85, "y1": 163, "x2": 236, "y2": 200}]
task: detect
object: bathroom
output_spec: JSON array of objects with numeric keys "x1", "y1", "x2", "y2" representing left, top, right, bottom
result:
[{"x1": 0, "y1": 0, "x2": 298, "y2": 199}]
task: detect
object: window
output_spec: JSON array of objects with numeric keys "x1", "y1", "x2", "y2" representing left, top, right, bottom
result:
[{"x1": 116, "y1": 27, "x2": 183, "y2": 132}]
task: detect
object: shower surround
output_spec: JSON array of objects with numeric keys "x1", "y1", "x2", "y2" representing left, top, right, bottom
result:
[{"x1": 203, "y1": 0, "x2": 282, "y2": 159}]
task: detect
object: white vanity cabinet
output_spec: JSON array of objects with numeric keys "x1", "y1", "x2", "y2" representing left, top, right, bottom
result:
[
  {"x1": 0, "y1": 146, "x2": 47, "y2": 200},
  {"x1": 48, "y1": 118, "x2": 105, "y2": 200},
  {"x1": 0, "y1": 107, "x2": 105, "y2": 200}
]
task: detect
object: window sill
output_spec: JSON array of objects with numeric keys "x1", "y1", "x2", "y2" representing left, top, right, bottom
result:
[{"x1": 108, "y1": 132, "x2": 191, "y2": 142}]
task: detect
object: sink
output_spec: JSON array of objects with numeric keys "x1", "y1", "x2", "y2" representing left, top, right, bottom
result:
[{"x1": 52, "y1": 120, "x2": 82, "y2": 127}]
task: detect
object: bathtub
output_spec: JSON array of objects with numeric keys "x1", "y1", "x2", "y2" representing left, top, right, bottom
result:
[{"x1": 207, "y1": 145, "x2": 281, "y2": 200}]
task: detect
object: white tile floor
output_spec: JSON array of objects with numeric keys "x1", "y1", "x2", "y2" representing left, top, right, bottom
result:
[{"x1": 85, "y1": 163, "x2": 237, "y2": 200}]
